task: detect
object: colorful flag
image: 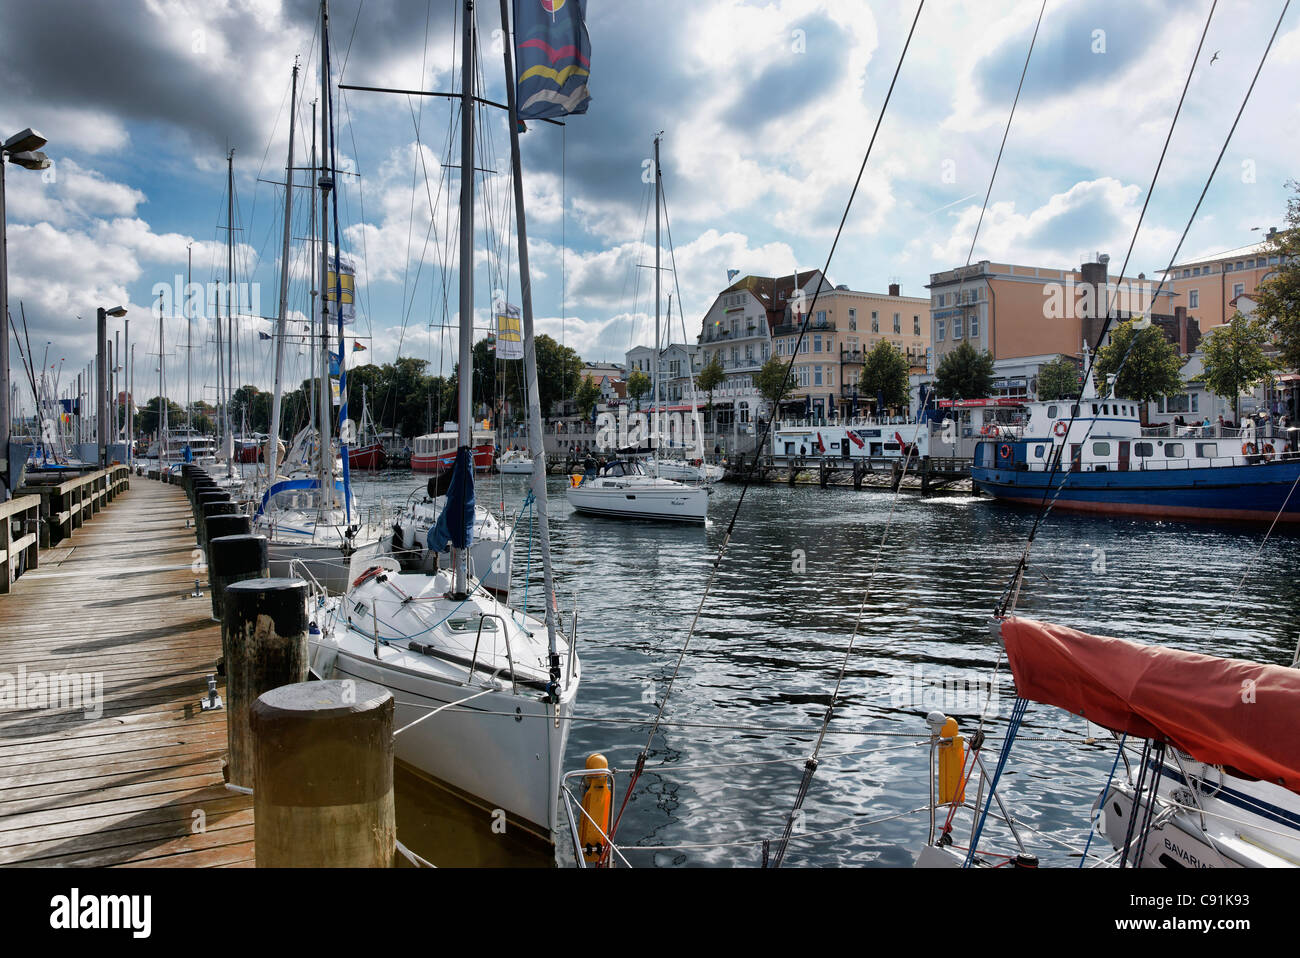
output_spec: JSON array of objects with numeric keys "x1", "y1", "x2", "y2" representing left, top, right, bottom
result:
[
  {"x1": 325, "y1": 254, "x2": 357, "y2": 325},
  {"x1": 258, "y1": 331, "x2": 272, "y2": 341},
  {"x1": 352, "y1": 340, "x2": 366, "y2": 352},
  {"x1": 727, "y1": 269, "x2": 740, "y2": 283},
  {"x1": 495, "y1": 304, "x2": 524, "y2": 360},
  {"x1": 514, "y1": 0, "x2": 592, "y2": 119}
]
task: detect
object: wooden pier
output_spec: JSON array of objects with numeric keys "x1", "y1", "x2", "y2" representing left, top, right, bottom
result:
[{"x1": 0, "y1": 474, "x2": 254, "y2": 867}]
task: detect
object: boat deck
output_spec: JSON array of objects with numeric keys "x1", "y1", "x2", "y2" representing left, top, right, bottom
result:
[{"x1": 0, "y1": 478, "x2": 253, "y2": 867}]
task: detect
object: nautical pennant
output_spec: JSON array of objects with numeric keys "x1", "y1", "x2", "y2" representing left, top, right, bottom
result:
[{"x1": 514, "y1": 0, "x2": 592, "y2": 119}]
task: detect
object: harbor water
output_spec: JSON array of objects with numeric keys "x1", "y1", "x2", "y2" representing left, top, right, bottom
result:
[{"x1": 353, "y1": 469, "x2": 1300, "y2": 867}]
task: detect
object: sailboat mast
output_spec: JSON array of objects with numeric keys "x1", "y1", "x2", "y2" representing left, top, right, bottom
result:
[
  {"x1": 653, "y1": 133, "x2": 662, "y2": 458},
  {"x1": 226, "y1": 149, "x2": 236, "y2": 473},
  {"x1": 268, "y1": 60, "x2": 299, "y2": 482},
  {"x1": 158, "y1": 293, "x2": 166, "y2": 465},
  {"x1": 498, "y1": 0, "x2": 559, "y2": 665},
  {"x1": 186, "y1": 243, "x2": 193, "y2": 433},
  {"x1": 453, "y1": 0, "x2": 476, "y2": 598},
  {"x1": 318, "y1": 2, "x2": 335, "y2": 507},
  {"x1": 308, "y1": 102, "x2": 318, "y2": 438}
]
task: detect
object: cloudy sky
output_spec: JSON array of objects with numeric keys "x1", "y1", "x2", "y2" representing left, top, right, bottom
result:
[{"x1": 3, "y1": 0, "x2": 1298, "y2": 408}]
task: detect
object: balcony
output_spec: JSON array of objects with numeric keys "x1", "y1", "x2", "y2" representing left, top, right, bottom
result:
[{"x1": 773, "y1": 321, "x2": 835, "y2": 337}]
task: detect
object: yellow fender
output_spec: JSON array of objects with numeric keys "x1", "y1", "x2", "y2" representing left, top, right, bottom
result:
[
  {"x1": 578, "y1": 753, "x2": 612, "y2": 863},
  {"x1": 938, "y1": 717, "x2": 966, "y2": 805}
]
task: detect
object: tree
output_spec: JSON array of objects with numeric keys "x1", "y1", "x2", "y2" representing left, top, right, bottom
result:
[
  {"x1": 1094, "y1": 319, "x2": 1185, "y2": 402},
  {"x1": 626, "y1": 370, "x2": 651, "y2": 410},
  {"x1": 533, "y1": 334, "x2": 582, "y2": 415},
  {"x1": 1253, "y1": 181, "x2": 1300, "y2": 370},
  {"x1": 754, "y1": 356, "x2": 792, "y2": 413},
  {"x1": 1035, "y1": 354, "x2": 1082, "y2": 402},
  {"x1": 696, "y1": 354, "x2": 725, "y2": 431},
  {"x1": 934, "y1": 342, "x2": 996, "y2": 399},
  {"x1": 136, "y1": 396, "x2": 186, "y2": 437},
  {"x1": 858, "y1": 340, "x2": 910, "y2": 411},
  {"x1": 1199, "y1": 311, "x2": 1275, "y2": 421},
  {"x1": 574, "y1": 375, "x2": 602, "y2": 421}
]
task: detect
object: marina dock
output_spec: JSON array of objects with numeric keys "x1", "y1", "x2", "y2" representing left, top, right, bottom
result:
[{"x1": 0, "y1": 474, "x2": 254, "y2": 867}]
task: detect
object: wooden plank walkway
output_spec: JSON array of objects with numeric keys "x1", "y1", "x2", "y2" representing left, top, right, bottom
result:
[{"x1": 0, "y1": 478, "x2": 253, "y2": 867}]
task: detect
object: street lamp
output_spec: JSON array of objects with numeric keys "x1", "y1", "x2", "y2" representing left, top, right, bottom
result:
[
  {"x1": 1, "y1": 128, "x2": 52, "y2": 498},
  {"x1": 97, "y1": 305, "x2": 127, "y2": 467}
]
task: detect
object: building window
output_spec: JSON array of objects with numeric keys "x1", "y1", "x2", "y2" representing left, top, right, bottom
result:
[
  {"x1": 913, "y1": 315, "x2": 921, "y2": 336},
  {"x1": 816, "y1": 310, "x2": 827, "y2": 327},
  {"x1": 970, "y1": 314, "x2": 979, "y2": 338},
  {"x1": 893, "y1": 312, "x2": 901, "y2": 333},
  {"x1": 936, "y1": 319, "x2": 946, "y2": 341},
  {"x1": 871, "y1": 311, "x2": 879, "y2": 333},
  {"x1": 953, "y1": 316, "x2": 963, "y2": 339},
  {"x1": 814, "y1": 366, "x2": 823, "y2": 386},
  {"x1": 1233, "y1": 283, "x2": 1245, "y2": 298},
  {"x1": 1188, "y1": 289, "x2": 1199, "y2": 308},
  {"x1": 848, "y1": 308, "x2": 857, "y2": 330},
  {"x1": 813, "y1": 335, "x2": 822, "y2": 353}
]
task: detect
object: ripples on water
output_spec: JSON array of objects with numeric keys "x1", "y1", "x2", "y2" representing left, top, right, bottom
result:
[{"x1": 354, "y1": 470, "x2": 1300, "y2": 867}]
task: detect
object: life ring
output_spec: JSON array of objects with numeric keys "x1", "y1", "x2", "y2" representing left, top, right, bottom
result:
[
  {"x1": 351, "y1": 566, "x2": 386, "y2": 589},
  {"x1": 1262, "y1": 443, "x2": 1275, "y2": 457},
  {"x1": 1053, "y1": 421, "x2": 1068, "y2": 437},
  {"x1": 999, "y1": 443, "x2": 1013, "y2": 459},
  {"x1": 1242, "y1": 442, "x2": 1258, "y2": 456}
]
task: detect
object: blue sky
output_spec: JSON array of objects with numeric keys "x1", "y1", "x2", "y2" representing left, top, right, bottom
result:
[{"x1": 2, "y1": 0, "x2": 1298, "y2": 408}]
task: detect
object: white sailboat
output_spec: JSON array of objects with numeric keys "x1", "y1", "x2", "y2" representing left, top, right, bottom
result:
[
  {"x1": 309, "y1": 0, "x2": 579, "y2": 842},
  {"x1": 567, "y1": 134, "x2": 708, "y2": 524}
]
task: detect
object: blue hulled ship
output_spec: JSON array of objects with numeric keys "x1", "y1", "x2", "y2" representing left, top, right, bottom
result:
[{"x1": 971, "y1": 377, "x2": 1300, "y2": 523}]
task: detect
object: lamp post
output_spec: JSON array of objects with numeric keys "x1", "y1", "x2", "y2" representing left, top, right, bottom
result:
[
  {"x1": 1, "y1": 128, "x2": 52, "y2": 499},
  {"x1": 96, "y1": 305, "x2": 127, "y2": 467}
]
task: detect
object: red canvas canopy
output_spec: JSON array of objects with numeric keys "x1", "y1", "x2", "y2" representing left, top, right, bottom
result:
[{"x1": 1000, "y1": 617, "x2": 1300, "y2": 793}]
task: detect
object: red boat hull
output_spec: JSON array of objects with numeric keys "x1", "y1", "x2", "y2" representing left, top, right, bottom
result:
[
  {"x1": 348, "y1": 442, "x2": 387, "y2": 470},
  {"x1": 412, "y1": 443, "x2": 495, "y2": 473}
]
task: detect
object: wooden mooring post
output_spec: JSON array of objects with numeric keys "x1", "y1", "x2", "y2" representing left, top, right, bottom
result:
[
  {"x1": 221, "y1": 577, "x2": 310, "y2": 789},
  {"x1": 250, "y1": 679, "x2": 396, "y2": 867}
]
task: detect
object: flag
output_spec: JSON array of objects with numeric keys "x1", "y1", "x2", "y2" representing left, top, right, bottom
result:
[
  {"x1": 727, "y1": 269, "x2": 740, "y2": 283},
  {"x1": 328, "y1": 351, "x2": 340, "y2": 377},
  {"x1": 325, "y1": 254, "x2": 357, "y2": 325},
  {"x1": 352, "y1": 341, "x2": 366, "y2": 352},
  {"x1": 495, "y1": 303, "x2": 524, "y2": 360},
  {"x1": 258, "y1": 331, "x2": 272, "y2": 341},
  {"x1": 514, "y1": 0, "x2": 592, "y2": 119}
]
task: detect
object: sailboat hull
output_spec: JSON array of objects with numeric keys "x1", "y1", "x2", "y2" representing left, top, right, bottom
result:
[
  {"x1": 349, "y1": 441, "x2": 387, "y2": 470},
  {"x1": 266, "y1": 537, "x2": 387, "y2": 594},
  {"x1": 312, "y1": 641, "x2": 576, "y2": 842}
]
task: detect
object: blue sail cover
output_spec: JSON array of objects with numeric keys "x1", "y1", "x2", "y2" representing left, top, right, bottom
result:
[{"x1": 429, "y1": 446, "x2": 476, "y2": 553}]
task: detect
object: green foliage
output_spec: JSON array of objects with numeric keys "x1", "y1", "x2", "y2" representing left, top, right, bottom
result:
[
  {"x1": 696, "y1": 354, "x2": 725, "y2": 426},
  {"x1": 858, "y1": 340, "x2": 910, "y2": 410},
  {"x1": 1199, "y1": 312, "x2": 1275, "y2": 419},
  {"x1": 754, "y1": 356, "x2": 793, "y2": 409},
  {"x1": 136, "y1": 396, "x2": 186, "y2": 436},
  {"x1": 934, "y1": 342, "x2": 996, "y2": 399},
  {"x1": 626, "y1": 370, "x2": 651, "y2": 408},
  {"x1": 1094, "y1": 319, "x2": 1186, "y2": 402},
  {"x1": 575, "y1": 375, "x2": 602, "y2": 420},
  {"x1": 1035, "y1": 355, "x2": 1082, "y2": 402},
  {"x1": 1253, "y1": 182, "x2": 1300, "y2": 370}
]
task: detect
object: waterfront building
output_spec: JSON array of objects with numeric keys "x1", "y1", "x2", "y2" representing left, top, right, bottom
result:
[
  {"x1": 768, "y1": 281, "x2": 929, "y2": 420},
  {"x1": 1162, "y1": 230, "x2": 1286, "y2": 331}
]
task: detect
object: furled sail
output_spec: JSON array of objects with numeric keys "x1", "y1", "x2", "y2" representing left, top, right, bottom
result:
[
  {"x1": 1000, "y1": 616, "x2": 1300, "y2": 793},
  {"x1": 428, "y1": 446, "x2": 476, "y2": 553}
]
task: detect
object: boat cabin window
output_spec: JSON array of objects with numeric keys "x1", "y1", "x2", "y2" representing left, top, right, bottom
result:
[
  {"x1": 884, "y1": 443, "x2": 900, "y2": 452},
  {"x1": 1092, "y1": 404, "x2": 1099, "y2": 415},
  {"x1": 1034, "y1": 444, "x2": 1045, "y2": 458},
  {"x1": 1197, "y1": 443, "x2": 1217, "y2": 458},
  {"x1": 1165, "y1": 443, "x2": 1184, "y2": 458},
  {"x1": 1046, "y1": 405, "x2": 1058, "y2": 419},
  {"x1": 1134, "y1": 442, "x2": 1154, "y2": 457},
  {"x1": 1092, "y1": 442, "x2": 1110, "y2": 456},
  {"x1": 1070, "y1": 404, "x2": 1079, "y2": 417}
]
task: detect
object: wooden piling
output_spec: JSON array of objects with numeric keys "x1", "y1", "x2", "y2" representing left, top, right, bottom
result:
[
  {"x1": 221, "y1": 577, "x2": 310, "y2": 789},
  {"x1": 208, "y1": 532, "x2": 266, "y2": 621},
  {"x1": 250, "y1": 679, "x2": 396, "y2": 868}
]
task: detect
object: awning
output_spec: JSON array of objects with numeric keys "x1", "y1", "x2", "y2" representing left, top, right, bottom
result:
[{"x1": 1001, "y1": 616, "x2": 1300, "y2": 793}]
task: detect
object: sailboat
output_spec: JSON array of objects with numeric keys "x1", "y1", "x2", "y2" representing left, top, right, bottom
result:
[
  {"x1": 308, "y1": 0, "x2": 579, "y2": 842},
  {"x1": 566, "y1": 134, "x2": 709, "y2": 524},
  {"x1": 348, "y1": 383, "x2": 387, "y2": 470},
  {"x1": 252, "y1": 58, "x2": 387, "y2": 593}
]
